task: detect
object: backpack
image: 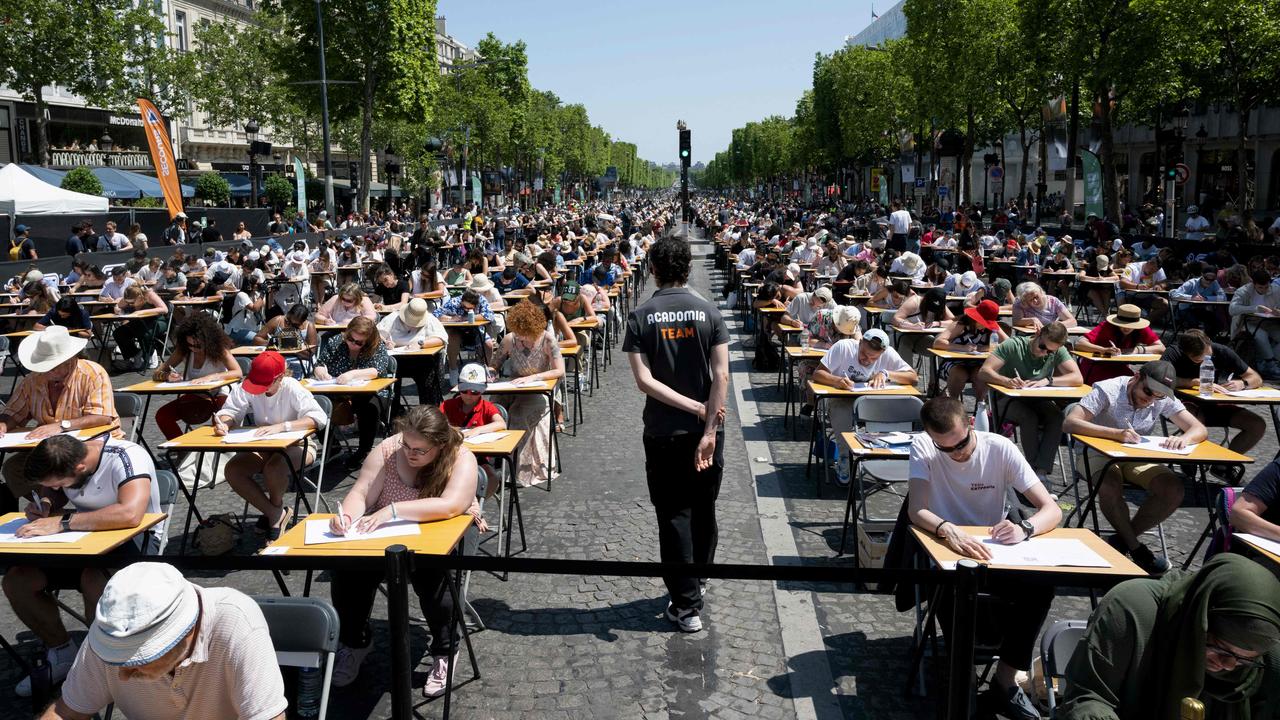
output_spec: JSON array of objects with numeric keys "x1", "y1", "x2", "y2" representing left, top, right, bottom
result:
[
  {"x1": 1230, "y1": 329, "x2": 1257, "y2": 368},
  {"x1": 8, "y1": 238, "x2": 20, "y2": 261}
]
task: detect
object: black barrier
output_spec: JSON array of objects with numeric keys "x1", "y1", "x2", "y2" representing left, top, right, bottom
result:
[{"x1": 386, "y1": 545, "x2": 413, "y2": 719}]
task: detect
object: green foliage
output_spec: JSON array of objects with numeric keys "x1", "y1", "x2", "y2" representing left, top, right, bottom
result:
[
  {"x1": 263, "y1": 174, "x2": 294, "y2": 209},
  {"x1": 60, "y1": 168, "x2": 103, "y2": 196},
  {"x1": 134, "y1": 196, "x2": 164, "y2": 209},
  {"x1": 194, "y1": 172, "x2": 231, "y2": 206}
]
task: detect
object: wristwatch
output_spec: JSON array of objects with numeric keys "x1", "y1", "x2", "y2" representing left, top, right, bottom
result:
[
  {"x1": 60, "y1": 420, "x2": 71, "y2": 431},
  {"x1": 60, "y1": 512, "x2": 73, "y2": 533},
  {"x1": 1018, "y1": 519, "x2": 1035, "y2": 542}
]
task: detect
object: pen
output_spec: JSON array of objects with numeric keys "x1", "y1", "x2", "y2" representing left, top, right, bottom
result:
[{"x1": 30, "y1": 491, "x2": 41, "y2": 511}]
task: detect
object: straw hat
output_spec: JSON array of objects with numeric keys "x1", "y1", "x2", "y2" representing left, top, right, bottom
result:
[
  {"x1": 469, "y1": 274, "x2": 494, "y2": 292},
  {"x1": 1106, "y1": 304, "x2": 1150, "y2": 330},
  {"x1": 898, "y1": 252, "x2": 924, "y2": 275},
  {"x1": 18, "y1": 326, "x2": 87, "y2": 373},
  {"x1": 832, "y1": 305, "x2": 861, "y2": 336},
  {"x1": 397, "y1": 298, "x2": 431, "y2": 328}
]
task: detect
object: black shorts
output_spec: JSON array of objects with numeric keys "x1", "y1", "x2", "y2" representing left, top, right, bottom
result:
[
  {"x1": 37, "y1": 536, "x2": 148, "y2": 592},
  {"x1": 1186, "y1": 400, "x2": 1248, "y2": 427}
]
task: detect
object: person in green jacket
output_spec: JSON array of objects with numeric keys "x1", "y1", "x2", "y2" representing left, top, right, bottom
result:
[{"x1": 1060, "y1": 553, "x2": 1280, "y2": 719}]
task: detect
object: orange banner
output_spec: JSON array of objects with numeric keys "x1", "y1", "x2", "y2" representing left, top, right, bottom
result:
[{"x1": 136, "y1": 98, "x2": 184, "y2": 219}]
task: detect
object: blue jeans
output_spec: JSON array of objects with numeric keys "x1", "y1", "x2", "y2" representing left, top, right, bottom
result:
[{"x1": 228, "y1": 327, "x2": 257, "y2": 345}]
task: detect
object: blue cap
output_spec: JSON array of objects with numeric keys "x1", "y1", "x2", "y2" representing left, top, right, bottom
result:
[{"x1": 14, "y1": 224, "x2": 28, "y2": 234}]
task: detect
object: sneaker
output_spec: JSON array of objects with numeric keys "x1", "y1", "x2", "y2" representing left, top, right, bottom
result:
[
  {"x1": 422, "y1": 652, "x2": 458, "y2": 698},
  {"x1": 15, "y1": 652, "x2": 73, "y2": 698},
  {"x1": 331, "y1": 642, "x2": 372, "y2": 688},
  {"x1": 833, "y1": 459, "x2": 851, "y2": 487},
  {"x1": 1128, "y1": 543, "x2": 1170, "y2": 575},
  {"x1": 989, "y1": 684, "x2": 1040, "y2": 720},
  {"x1": 1209, "y1": 464, "x2": 1239, "y2": 483},
  {"x1": 665, "y1": 603, "x2": 703, "y2": 633},
  {"x1": 799, "y1": 403, "x2": 813, "y2": 416}
]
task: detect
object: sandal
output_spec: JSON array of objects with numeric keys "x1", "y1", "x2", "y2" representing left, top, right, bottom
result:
[{"x1": 267, "y1": 506, "x2": 293, "y2": 542}]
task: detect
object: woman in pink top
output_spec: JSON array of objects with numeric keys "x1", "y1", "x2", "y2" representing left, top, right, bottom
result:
[{"x1": 326, "y1": 406, "x2": 486, "y2": 697}]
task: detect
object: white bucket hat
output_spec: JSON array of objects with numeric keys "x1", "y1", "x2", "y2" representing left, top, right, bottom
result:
[
  {"x1": 89, "y1": 563, "x2": 199, "y2": 667},
  {"x1": 832, "y1": 305, "x2": 862, "y2": 336},
  {"x1": 397, "y1": 298, "x2": 431, "y2": 328},
  {"x1": 899, "y1": 252, "x2": 924, "y2": 275},
  {"x1": 18, "y1": 326, "x2": 87, "y2": 373},
  {"x1": 957, "y1": 271, "x2": 980, "y2": 293}
]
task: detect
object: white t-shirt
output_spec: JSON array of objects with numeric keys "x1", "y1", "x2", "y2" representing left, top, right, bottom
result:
[
  {"x1": 218, "y1": 377, "x2": 328, "y2": 430},
  {"x1": 1124, "y1": 263, "x2": 1166, "y2": 287},
  {"x1": 377, "y1": 312, "x2": 447, "y2": 348},
  {"x1": 226, "y1": 292, "x2": 260, "y2": 333},
  {"x1": 65, "y1": 438, "x2": 162, "y2": 550},
  {"x1": 98, "y1": 276, "x2": 135, "y2": 300},
  {"x1": 1185, "y1": 215, "x2": 1211, "y2": 239},
  {"x1": 908, "y1": 431, "x2": 1039, "y2": 526},
  {"x1": 890, "y1": 210, "x2": 912, "y2": 235},
  {"x1": 820, "y1": 338, "x2": 911, "y2": 383}
]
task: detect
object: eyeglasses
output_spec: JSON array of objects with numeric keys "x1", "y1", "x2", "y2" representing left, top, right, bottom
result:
[
  {"x1": 1207, "y1": 637, "x2": 1262, "y2": 668},
  {"x1": 932, "y1": 429, "x2": 972, "y2": 454},
  {"x1": 403, "y1": 444, "x2": 434, "y2": 457},
  {"x1": 345, "y1": 335, "x2": 367, "y2": 347}
]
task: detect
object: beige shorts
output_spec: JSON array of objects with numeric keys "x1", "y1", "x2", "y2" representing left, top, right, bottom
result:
[{"x1": 1082, "y1": 449, "x2": 1174, "y2": 489}]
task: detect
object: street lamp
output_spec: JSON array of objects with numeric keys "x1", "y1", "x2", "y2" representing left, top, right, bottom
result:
[
  {"x1": 99, "y1": 132, "x2": 113, "y2": 167},
  {"x1": 245, "y1": 119, "x2": 261, "y2": 208},
  {"x1": 383, "y1": 144, "x2": 399, "y2": 213}
]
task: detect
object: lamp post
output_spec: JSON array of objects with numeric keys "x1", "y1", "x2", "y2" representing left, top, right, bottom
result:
[
  {"x1": 245, "y1": 119, "x2": 260, "y2": 208},
  {"x1": 99, "y1": 132, "x2": 113, "y2": 167},
  {"x1": 383, "y1": 144, "x2": 399, "y2": 213}
]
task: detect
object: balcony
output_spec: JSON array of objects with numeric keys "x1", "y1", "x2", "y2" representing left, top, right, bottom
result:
[{"x1": 50, "y1": 149, "x2": 153, "y2": 170}]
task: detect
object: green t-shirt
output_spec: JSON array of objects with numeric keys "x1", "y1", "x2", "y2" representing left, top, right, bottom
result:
[{"x1": 992, "y1": 335, "x2": 1069, "y2": 381}]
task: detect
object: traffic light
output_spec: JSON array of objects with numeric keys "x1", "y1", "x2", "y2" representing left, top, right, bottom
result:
[
  {"x1": 679, "y1": 129, "x2": 691, "y2": 167},
  {"x1": 1165, "y1": 166, "x2": 1178, "y2": 181}
]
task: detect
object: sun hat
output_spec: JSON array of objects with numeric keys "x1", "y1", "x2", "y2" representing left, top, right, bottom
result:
[
  {"x1": 1096, "y1": 254, "x2": 1111, "y2": 273},
  {"x1": 88, "y1": 563, "x2": 199, "y2": 667},
  {"x1": 457, "y1": 363, "x2": 489, "y2": 393},
  {"x1": 18, "y1": 326, "x2": 87, "y2": 373},
  {"x1": 957, "y1": 271, "x2": 980, "y2": 293},
  {"x1": 806, "y1": 236, "x2": 819, "y2": 248},
  {"x1": 813, "y1": 286, "x2": 833, "y2": 304},
  {"x1": 832, "y1": 305, "x2": 861, "y2": 336},
  {"x1": 287, "y1": 250, "x2": 307, "y2": 265},
  {"x1": 863, "y1": 328, "x2": 891, "y2": 350},
  {"x1": 1107, "y1": 303, "x2": 1150, "y2": 330},
  {"x1": 559, "y1": 240, "x2": 572, "y2": 253},
  {"x1": 1139, "y1": 360, "x2": 1176, "y2": 398},
  {"x1": 397, "y1": 298, "x2": 431, "y2": 328},
  {"x1": 242, "y1": 350, "x2": 286, "y2": 395},
  {"x1": 964, "y1": 299, "x2": 1001, "y2": 331},
  {"x1": 898, "y1": 252, "x2": 924, "y2": 275},
  {"x1": 24, "y1": 270, "x2": 43, "y2": 284},
  {"x1": 469, "y1": 274, "x2": 494, "y2": 292}
]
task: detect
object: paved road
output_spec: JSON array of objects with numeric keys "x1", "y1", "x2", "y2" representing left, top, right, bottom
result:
[{"x1": 0, "y1": 228, "x2": 1271, "y2": 719}]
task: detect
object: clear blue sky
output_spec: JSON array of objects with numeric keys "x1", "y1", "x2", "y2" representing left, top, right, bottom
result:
[{"x1": 438, "y1": 0, "x2": 879, "y2": 166}]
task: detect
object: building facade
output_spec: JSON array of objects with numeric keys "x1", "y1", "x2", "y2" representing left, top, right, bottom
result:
[{"x1": 435, "y1": 16, "x2": 479, "y2": 75}]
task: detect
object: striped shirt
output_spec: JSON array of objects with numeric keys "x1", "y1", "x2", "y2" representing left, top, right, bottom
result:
[
  {"x1": 61, "y1": 587, "x2": 288, "y2": 720},
  {"x1": 6, "y1": 359, "x2": 122, "y2": 438}
]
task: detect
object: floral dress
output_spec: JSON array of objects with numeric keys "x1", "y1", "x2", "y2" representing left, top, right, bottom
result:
[{"x1": 491, "y1": 331, "x2": 561, "y2": 486}]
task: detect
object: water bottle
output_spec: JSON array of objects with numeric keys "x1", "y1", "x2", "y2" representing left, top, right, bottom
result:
[
  {"x1": 800, "y1": 327, "x2": 811, "y2": 347},
  {"x1": 974, "y1": 401, "x2": 990, "y2": 432},
  {"x1": 296, "y1": 666, "x2": 322, "y2": 718},
  {"x1": 989, "y1": 331, "x2": 999, "y2": 349},
  {"x1": 1199, "y1": 354, "x2": 1215, "y2": 397}
]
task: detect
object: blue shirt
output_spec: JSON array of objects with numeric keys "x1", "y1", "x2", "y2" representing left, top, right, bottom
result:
[
  {"x1": 493, "y1": 272, "x2": 529, "y2": 293},
  {"x1": 1171, "y1": 277, "x2": 1225, "y2": 300},
  {"x1": 38, "y1": 304, "x2": 92, "y2": 330},
  {"x1": 433, "y1": 294, "x2": 495, "y2": 322}
]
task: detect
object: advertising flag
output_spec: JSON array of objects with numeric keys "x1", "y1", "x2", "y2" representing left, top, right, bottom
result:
[
  {"x1": 293, "y1": 156, "x2": 307, "y2": 213},
  {"x1": 136, "y1": 98, "x2": 184, "y2": 219},
  {"x1": 1080, "y1": 149, "x2": 1104, "y2": 219}
]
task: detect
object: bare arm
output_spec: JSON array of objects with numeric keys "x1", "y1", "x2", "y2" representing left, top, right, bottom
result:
[
  {"x1": 1051, "y1": 357, "x2": 1084, "y2": 386},
  {"x1": 39, "y1": 699, "x2": 93, "y2": 720},
  {"x1": 1229, "y1": 492, "x2": 1280, "y2": 540},
  {"x1": 628, "y1": 351, "x2": 710, "y2": 418}
]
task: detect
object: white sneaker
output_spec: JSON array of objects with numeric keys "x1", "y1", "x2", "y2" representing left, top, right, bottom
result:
[
  {"x1": 665, "y1": 603, "x2": 703, "y2": 633},
  {"x1": 422, "y1": 652, "x2": 458, "y2": 698},
  {"x1": 331, "y1": 642, "x2": 372, "y2": 688},
  {"x1": 15, "y1": 652, "x2": 74, "y2": 698},
  {"x1": 834, "y1": 459, "x2": 851, "y2": 487}
]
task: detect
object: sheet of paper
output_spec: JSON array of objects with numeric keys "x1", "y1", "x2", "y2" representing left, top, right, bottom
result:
[
  {"x1": 0, "y1": 429, "x2": 80, "y2": 449},
  {"x1": 464, "y1": 431, "x2": 509, "y2": 445},
  {"x1": 153, "y1": 379, "x2": 222, "y2": 389},
  {"x1": 851, "y1": 382, "x2": 908, "y2": 391},
  {"x1": 939, "y1": 537, "x2": 1111, "y2": 569},
  {"x1": 261, "y1": 546, "x2": 290, "y2": 555},
  {"x1": 1225, "y1": 388, "x2": 1280, "y2": 399},
  {"x1": 0, "y1": 518, "x2": 90, "y2": 544},
  {"x1": 1235, "y1": 533, "x2": 1280, "y2": 558},
  {"x1": 303, "y1": 518, "x2": 421, "y2": 546},
  {"x1": 1019, "y1": 386, "x2": 1083, "y2": 393},
  {"x1": 1119, "y1": 435, "x2": 1198, "y2": 455},
  {"x1": 305, "y1": 379, "x2": 370, "y2": 389},
  {"x1": 221, "y1": 428, "x2": 311, "y2": 444},
  {"x1": 389, "y1": 346, "x2": 425, "y2": 355}
]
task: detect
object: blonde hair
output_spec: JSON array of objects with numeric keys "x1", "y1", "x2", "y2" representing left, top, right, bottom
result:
[
  {"x1": 338, "y1": 283, "x2": 364, "y2": 303},
  {"x1": 396, "y1": 406, "x2": 463, "y2": 500}
]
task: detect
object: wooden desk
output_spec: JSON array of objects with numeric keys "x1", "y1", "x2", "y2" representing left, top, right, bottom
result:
[
  {"x1": 0, "y1": 425, "x2": 118, "y2": 451},
  {"x1": 806, "y1": 381, "x2": 921, "y2": 494},
  {"x1": 1177, "y1": 386, "x2": 1280, "y2": 446},
  {"x1": 264, "y1": 513, "x2": 471, "y2": 556},
  {"x1": 1071, "y1": 349, "x2": 1160, "y2": 364},
  {"x1": 122, "y1": 377, "x2": 239, "y2": 445},
  {"x1": 1236, "y1": 534, "x2": 1280, "y2": 568},
  {"x1": 1014, "y1": 325, "x2": 1089, "y2": 336},
  {"x1": 440, "y1": 318, "x2": 490, "y2": 329},
  {"x1": 909, "y1": 526, "x2": 1144, "y2": 576},
  {"x1": 90, "y1": 308, "x2": 168, "y2": 363},
  {"x1": 781, "y1": 346, "x2": 826, "y2": 433},
  {"x1": 989, "y1": 384, "x2": 1091, "y2": 431},
  {"x1": 480, "y1": 379, "x2": 562, "y2": 481},
  {"x1": 837, "y1": 432, "x2": 913, "y2": 561},
  {"x1": 300, "y1": 377, "x2": 397, "y2": 395},
  {"x1": 0, "y1": 512, "x2": 166, "y2": 556},
  {"x1": 464, "y1": 429, "x2": 527, "y2": 566},
  {"x1": 231, "y1": 344, "x2": 316, "y2": 357}
]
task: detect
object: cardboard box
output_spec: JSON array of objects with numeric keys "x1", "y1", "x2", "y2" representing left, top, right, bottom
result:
[{"x1": 857, "y1": 521, "x2": 895, "y2": 569}]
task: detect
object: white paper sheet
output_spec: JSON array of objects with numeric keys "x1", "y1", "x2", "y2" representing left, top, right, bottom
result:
[
  {"x1": 0, "y1": 429, "x2": 80, "y2": 449},
  {"x1": 484, "y1": 379, "x2": 545, "y2": 391},
  {"x1": 221, "y1": 428, "x2": 311, "y2": 444},
  {"x1": 1235, "y1": 533, "x2": 1280, "y2": 558},
  {"x1": 1225, "y1": 388, "x2": 1280, "y2": 399},
  {"x1": 850, "y1": 382, "x2": 908, "y2": 391},
  {"x1": 939, "y1": 537, "x2": 1111, "y2": 569},
  {"x1": 1119, "y1": 435, "x2": 1198, "y2": 455},
  {"x1": 0, "y1": 518, "x2": 90, "y2": 544},
  {"x1": 1017, "y1": 386, "x2": 1084, "y2": 393},
  {"x1": 464, "y1": 431, "x2": 509, "y2": 445},
  {"x1": 303, "y1": 518, "x2": 421, "y2": 546},
  {"x1": 153, "y1": 379, "x2": 222, "y2": 389},
  {"x1": 305, "y1": 379, "x2": 370, "y2": 389}
]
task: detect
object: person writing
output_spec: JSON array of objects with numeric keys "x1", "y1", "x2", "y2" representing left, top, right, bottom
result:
[
  {"x1": 313, "y1": 317, "x2": 391, "y2": 465},
  {"x1": 907, "y1": 397, "x2": 1061, "y2": 720}
]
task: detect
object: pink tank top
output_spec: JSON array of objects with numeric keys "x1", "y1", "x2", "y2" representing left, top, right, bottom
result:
[{"x1": 369, "y1": 435, "x2": 422, "y2": 511}]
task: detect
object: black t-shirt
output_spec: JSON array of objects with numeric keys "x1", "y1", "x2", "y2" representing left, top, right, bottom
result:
[
  {"x1": 623, "y1": 287, "x2": 729, "y2": 436},
  {"x1": 374, "y1": 278, "x2": 408, "y2": 305},
  {"x1": 1161, "y1": 343, "x2": 1249, "y2": 383},
  {"x1": 1242, "y1": 458, "x2": 1280, "y2": 525}
]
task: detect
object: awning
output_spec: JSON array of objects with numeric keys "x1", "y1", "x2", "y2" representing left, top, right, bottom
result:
[
  {"x1": 19, "y1": 165, "x2": 194, "y2": 199},
  {"x1": 219, "y1": 172, "x2": 252, "y2": 198}
]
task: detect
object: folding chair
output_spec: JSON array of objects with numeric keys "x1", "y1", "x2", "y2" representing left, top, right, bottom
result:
[
  {"x1": 112, "y1": 392, "x2": 145, "y2": 445},
  {"x1": 252, "y1": 596, "x2": 341, "y2": 720},
  {"x1": 1040, "y1": 619, "x2": 1088, "y2": 714},
  {"x1": 154, "y1": 469, "x2": 179, "y2": 555},
  {"x1": 848, "y1": 395, "x2": 922, "y2": 519}
]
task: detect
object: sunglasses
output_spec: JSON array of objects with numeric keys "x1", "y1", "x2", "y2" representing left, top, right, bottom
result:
[
  {"x1": 1138, "y1": 382, "x2": 1167, "y2": 400},
  {"x1": 460, "y1": 389, "x2": 482, "y2": 396},
  {"x1": 932, "y1": 429, "x2": 972, "y2": 454},
  {"x1": 1207, "y1": 638, "x2": 1262, "y2": 668}
]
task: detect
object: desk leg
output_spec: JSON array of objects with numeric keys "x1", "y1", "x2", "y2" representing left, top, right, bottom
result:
[
  {"x1": 546, "y1": 389, "x2": 560, "y2": 490},
  {"x1": 783, "y1": 354, "x2": 794, "y2": 430},
  {"x1": 1182, "y1": 464, "x2": 1220, "y2": 569},
  {"x1": 173, "y1": 449, "x2": 209, "y2": 556},
  {"x1": 838, "y1": 455, "x2": 863, "y2": 558},
  {"x1": 442, "y1": 544, "x2": 481, "y2": 720},
  {"x1": 1069, "y1": 455, "x2": 1116, "y2": 535}
]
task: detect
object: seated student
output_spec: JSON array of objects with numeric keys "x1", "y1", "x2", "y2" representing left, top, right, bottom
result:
[
  {"x1": 487, "y1": 301, "x2": 564, "y2": 487},
  {"x1": 314, "y1": 316, "x2": 392, "y2": 464},
  {"x1": 752, "y1": 281, "x2": 787, "y2": 339},
  {"x1": 326, "y1": 406, "x2": 484, "y2": 695},
  {"x1": 978, "y1": 321, "x2": 1084, "y2": 482},
  {"x1": 1058, "y1": 554, "x2": 1280, "y2": 720},
  {"x1": 254, "y1": 303, "x2": 320, "y2": 375},
  {"x1": 213, "y1": 350, "x2": 327, "y2": 539},
  {"x1": 1011, "y1": 281, "x2": 1077, "y2": 331},
  {"x1": 433, "y1": 289, "x2": 497, "y2": 387},
  {"x1": 157, "y1": 261, "x2": 186, "y2": 292},
  {"x1": 135, "y1": 255, "x2": 164, "y2": 284},
  {"x1": 4, "y1": 432, "x2": 161, "y2": 697},
  {"x1": 907, "y1": 396, "x2": 1061, "y2": 720},
  {"x1": 1230, "y1": 456, "x2": 1280, "y2": 555},
  {"x1": 110, "y1": 284, "x2": 168, "y2": 372},
  {"x1": 47, "y1": 574, "x2": 285, "y2": 720},
  {"x1": 70, "y1": 265, "x2": 107, "y2": 293},
  {"x1": 1159, "y1": 329, "x2": 1265, "y2": 468},
  {"x1": 780, "y1": 287, "x2": 835, "y2": 337},
  {"x1": 1170, "y1": 262, "x2": 1229, "y2": 330},
  {"x1": 225, "y1": 274, "x2": 266, "y2": 344},
  {"x1": 551, "y1": 280, "x2": 597, "y2": 357},
  {"x1": 493, "y1": 265, "x2": 530, "y2": 294},
  {"x1": 1042, "y1": 245, "x2": 1076, "y2": 298},
  {"x1": 152, "y1": 313, "x2": 243, "y2": 439},
  {"x1": 64, "y1": 260, "x2": 89, "y2": 287},
  {"x1": 932, "y1": 299, "x2": 1006, "y2": 402},
  {"x1": 441, "y1": 363, "x2": 507, "y2": 498},
  {"x1": 378, "y1": 298, "x2": 448, "y2": 402},
  {"x1": 35, "y1": 296, "x2": 92, "y2": 332},
  {"x1": 371, "y1": 264, "x2": 410, "y2": 312},
  {"x1": 812, "y1": 328, "x2": 919, "y2": 486},
  {"x1": 1062, "y1": 361, "x2": 1208, "y2": 574},
  {"x1": 1118, "y1": 255, "x2": 1170, "y2": 326},
  {"x1": 798, "y1": 305, "x2": 862, "y2": 415},
  {"x1": 315, "y1": 282, "x2": 377, "y2": 327},
  {"x1": 1074, "y1": 303, "x2": 1166, "y2": 384},
  {"x1": 412, "y1": 258, "x2": 446, "y2": 296},
  {"x1": 891, "y1": 287, "x2": 954, "y2": 366},
  {"x1": 97, "y1": 265, "x2": 134, "y2": 301}
]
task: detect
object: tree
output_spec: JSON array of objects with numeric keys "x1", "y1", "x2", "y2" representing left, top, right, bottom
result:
[
  {"x1": 0, "y1": 0, "x2": 157, "y2": 164},
  {"x1": 263, "y1": 174, "x2": 294, "y2": 211},
  {"x1": 61, "y1": 168, "x2": 103, "y2": 197},
  {"x1": 195, "y1": 172, "x2": 231, "y2": 207}
]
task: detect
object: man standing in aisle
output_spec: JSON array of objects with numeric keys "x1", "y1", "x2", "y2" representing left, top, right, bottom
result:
[
  {"x1": 625, "y1": 234, "x2": 729, "y2": 633},
  {"x1": 888, "y1": 200, "x2": 912, "y2": 253}
]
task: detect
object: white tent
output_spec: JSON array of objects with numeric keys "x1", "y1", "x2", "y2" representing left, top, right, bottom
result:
[{"x1": 0, "y1": 163, "x2": 108, "y2": 216}]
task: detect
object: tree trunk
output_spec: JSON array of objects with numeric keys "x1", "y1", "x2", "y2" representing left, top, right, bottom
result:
[
  {"x1": 1038, "y1": 116, "x2": 1049, "y2": 225},
  {"x1": 31, "y1": 85, "x2": 50, "y2": 166},
  {"x1": 359, "y1": 67, "x2": 376, "y2": 215},
  {"x1": 963, "y1": 103, "x2": 975, "y2": 206},
  {"x1": 1098, "y1": 88, "x2": 1121, "y2": 222},
  {"x1": 1064, "y1": 79, "x2": 1080, "y2": 220},
  {"x1": 1238, "y1": 105, "x2": 1251, "y2": 216},
  {"x1": 1018, "y1": 121, "x2": 1029, "y2": 210}
]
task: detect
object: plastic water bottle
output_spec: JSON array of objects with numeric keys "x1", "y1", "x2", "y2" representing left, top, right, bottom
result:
[
  {"x1": 296, "y1": 666, "x2": 322, "y2": 718},
  {"x1": 989, "y1": 331, "x2": 999, "y2": 349},
  {"x1": 1200, "y1": 354, "x2": 1215, "y2": 397},
  {"x1": 800, "y1": 327, "x2": 811, "y2": 347},
  {"x1": 974, "y1": 401, "x2": 990, "y2": 432}
]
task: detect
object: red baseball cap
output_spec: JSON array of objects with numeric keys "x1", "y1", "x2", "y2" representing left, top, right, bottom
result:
[
  {"x1": 243, "y1": 350, "x2": 286, "y2": 395},
  {"x1": 964, "y1": 299, "x2": 1001, "y2": 331}
]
